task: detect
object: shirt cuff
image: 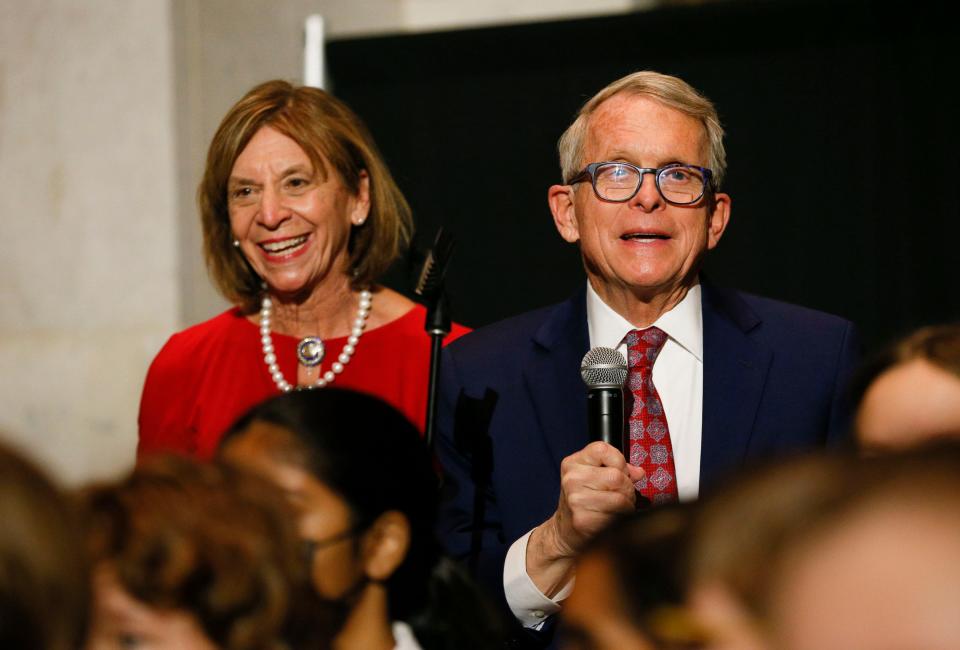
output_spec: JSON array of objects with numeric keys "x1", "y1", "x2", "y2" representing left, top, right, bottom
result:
[{"x1": 503, "y1": 529, "x2": 576, "y2": 629}]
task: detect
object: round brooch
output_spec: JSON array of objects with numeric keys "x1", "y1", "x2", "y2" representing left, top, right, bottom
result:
[{"x1": 296, "y1": 337, "x2": 325, "y2": 367}]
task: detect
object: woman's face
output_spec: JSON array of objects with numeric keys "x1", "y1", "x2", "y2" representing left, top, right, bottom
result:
[
  {"x1": 86, "y1": 565, "x2": 218, "y2": 650},
  {"x1": 221, "y1": 422, "x2": 367, "y2": 599},
  {"x1": 227, "y1": 126, "x2": 370, "y2": 298}
]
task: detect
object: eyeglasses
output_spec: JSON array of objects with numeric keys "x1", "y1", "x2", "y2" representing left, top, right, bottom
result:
[
  {"x1": 567, "y1": 161, "x2": 714, "y2": 205},
  {"x1": 302, "y1": 523, "x2": 366, "y2": 563}
]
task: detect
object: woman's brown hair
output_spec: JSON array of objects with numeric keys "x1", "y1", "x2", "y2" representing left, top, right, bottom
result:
[
  {"x1": 200, "y1": 80, "x2": 413, "y2": 312},
  {"x1": 0, "y1": 440, "x2": 89, "y2": 650},
  {"x1": 83, "y1": 455, "x2": 333, "y2": 650}
]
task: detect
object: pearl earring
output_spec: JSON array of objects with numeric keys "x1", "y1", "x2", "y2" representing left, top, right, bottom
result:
[{"x1": 233, "y1": 239, "x2": 240, "y2": 248}]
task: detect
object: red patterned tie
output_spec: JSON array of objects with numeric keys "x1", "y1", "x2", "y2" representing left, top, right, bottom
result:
[{"x1": 624, "y1": 327, "x2": 678, "y2": 505}]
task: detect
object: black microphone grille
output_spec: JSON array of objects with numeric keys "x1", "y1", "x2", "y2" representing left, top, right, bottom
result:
[
  {"x1": 580, "y1": 347, "x2": 628, "y2": 388},
  {"x1": 414, "y1": 228, "x2": 454, "y2": 300}
]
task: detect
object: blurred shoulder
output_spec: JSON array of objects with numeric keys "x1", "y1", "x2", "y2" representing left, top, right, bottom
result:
[
  {"x1": 745, "y1": 292, "x2": 852, "y2": 328},
  {"x1": 705, "y1": 283, "x2": 857, "y2": 350},
  {"x1": 446, "y1": 301, "x2": 564, "y2": 361}
]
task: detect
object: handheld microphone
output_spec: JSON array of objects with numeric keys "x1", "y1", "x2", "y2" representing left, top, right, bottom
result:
[{"x1": 580, "y1": 347, "x2": 628, "y2": 456}]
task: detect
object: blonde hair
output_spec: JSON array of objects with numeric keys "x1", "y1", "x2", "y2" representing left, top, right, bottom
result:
[
  {"x1": 558, "y1": 71, "x2": 726, "y2": 188},
  {"x1": 200, "y1": 80, "x2": 413, "y2": 312}
]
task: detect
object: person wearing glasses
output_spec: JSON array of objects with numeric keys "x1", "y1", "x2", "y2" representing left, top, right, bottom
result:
[
  {"x1": 435, "y1": 70, "x2": 860, "y2": 643},
  {"x1": 219, "y1": 388, "x2": 505, "y2": 650}
]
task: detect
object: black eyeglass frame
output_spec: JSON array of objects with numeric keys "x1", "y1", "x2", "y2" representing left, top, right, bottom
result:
[
  {"x1": 302, "y1": 521, "x2": 368, "y2": 563},
  {"x1": 567, "y1": 161, "x2": 715, "y2": 206}
]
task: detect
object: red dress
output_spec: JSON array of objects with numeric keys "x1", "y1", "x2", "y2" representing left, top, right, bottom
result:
[{"x1": 138, "y1": 304, "x2": 470, "y2": 459}]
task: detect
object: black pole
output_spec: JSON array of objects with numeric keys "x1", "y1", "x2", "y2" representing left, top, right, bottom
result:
[
  {"x1": 424, "y1": 294, "x2": 450, "y2": 450},
  {"x1": 414, "y1": 228, "x2": 455, "y2": 451}
]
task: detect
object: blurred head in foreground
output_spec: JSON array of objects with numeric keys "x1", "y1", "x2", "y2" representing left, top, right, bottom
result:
[
  {"x1": 854, "y1": 324, "x2": 960, "y2": 451},
  {"x1": 687, "y1": 454, "x2": 852, "y2": 650},
  {"x1": 0, "y1": 440, "x2": 89, "y2": 650},
  {"x1": 766, "y1": 443, "x2": 960, "y2": 650},
  {"x1": 561, "y1": 504, "x2": 705, "y2": 650},
  {"x1": 83, "y1": 456, "x2": 329, "y2": 650},
  {"x1": 220, "y1": 388, "x2": 503, "y2": 650},
  {"x1": 689, "y1": 444, "x2": 960, "y2": 650}
]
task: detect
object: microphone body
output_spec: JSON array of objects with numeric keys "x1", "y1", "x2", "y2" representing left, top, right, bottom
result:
[
  {"x1": 587, "y1": 387, "x2": 625, "y2": 454},
  {"x1": 580, "y1": 347, "x2": 628, "y2": 458}
]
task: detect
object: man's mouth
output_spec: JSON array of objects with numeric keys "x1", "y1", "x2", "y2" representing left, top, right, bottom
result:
[
  {"x1": 259, "y1": 235, "x2": 309, "y2": 254},
  {"x1": 620, "y1": 232, "x2": 670, "y2": 242}
]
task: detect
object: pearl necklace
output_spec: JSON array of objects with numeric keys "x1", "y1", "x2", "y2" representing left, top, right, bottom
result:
[{"x1": 260, "y1": 289, "x2": 373, "y2": 392}]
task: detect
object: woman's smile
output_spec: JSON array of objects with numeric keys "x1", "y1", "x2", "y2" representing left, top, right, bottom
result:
[
  {"x1": 228, "y1": 126, "x2": 360, "y2": 296},
  {"x1": 258, "y1": 233, "x2": 313, "y2": 261}
]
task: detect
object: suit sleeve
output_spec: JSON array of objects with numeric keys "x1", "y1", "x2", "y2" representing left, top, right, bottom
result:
[{"x1": 825, "y1": 320, "x2": 863, "y2": 445}]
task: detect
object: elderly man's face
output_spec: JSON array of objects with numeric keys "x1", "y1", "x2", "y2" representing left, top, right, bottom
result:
[{"x1": 551, "y1": 94, "x2": 730, "y2": 306}]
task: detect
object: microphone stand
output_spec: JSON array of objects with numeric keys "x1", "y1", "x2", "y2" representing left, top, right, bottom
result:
[
  {"x1": 415, "y1": 228, "x2": 455, "y2": 450},
  {"x1": 423, "y1": 293, "x2": 450, "y2": 450}
]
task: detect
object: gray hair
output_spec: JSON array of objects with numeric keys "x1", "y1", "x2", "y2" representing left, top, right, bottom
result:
[{"x1": 557, "y1": 71, "x2": 727, "y2": 188}]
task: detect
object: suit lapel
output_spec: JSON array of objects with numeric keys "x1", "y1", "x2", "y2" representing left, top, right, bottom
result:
[
  {"x1": 522, "y1": 289, "x2": 591, "y2": 478},
  {"x1": 700, "y1": 282, "x2": 772, "y2": 491}
]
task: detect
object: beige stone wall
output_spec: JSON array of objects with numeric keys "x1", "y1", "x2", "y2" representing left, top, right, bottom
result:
[
  {"x1": 398, "y1": 0, "x2": 643, "y2": 33},
  {"x1": 0, "y1": 0, "x2": 179, "y2": 483}
]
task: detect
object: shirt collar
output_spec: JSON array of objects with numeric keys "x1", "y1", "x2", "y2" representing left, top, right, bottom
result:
[
  {"x1": 586, "y1": 279, "x2": 703, "y2": 361},
  {"x1": 391, "y1": 621, "x2": 423, "y2": 650}
]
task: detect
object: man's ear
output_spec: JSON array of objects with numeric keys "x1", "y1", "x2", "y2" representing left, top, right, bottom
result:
[
  {"x1": 360, "y1": 511, "x2": 410, "y2": 582},
  {"x1": 549, "y1": 184, "x2": 581, "y2": 244},
  {"x1": 706, "y1": 191, "x2": 731, "y2": 251}
]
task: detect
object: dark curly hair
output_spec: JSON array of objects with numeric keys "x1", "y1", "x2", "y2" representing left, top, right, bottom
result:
[
  {"x1": 83, "y1": 455, "x2": 334, "y2": 650},
  {"x1": 0, "y1": 440, "x2": 89, "y2": 650}
]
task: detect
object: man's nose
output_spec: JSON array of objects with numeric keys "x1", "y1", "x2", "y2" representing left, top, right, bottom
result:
[
  {"x1": 629, "y1": 170, "x2": 664, "y2": 211},
  {"x1": 258, "y1": 186, "x2": 290, "y2": 227}
]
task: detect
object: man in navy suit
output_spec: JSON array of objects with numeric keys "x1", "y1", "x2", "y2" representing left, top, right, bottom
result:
[{"x1": 435, "y1": 71, "x2": 860, "y2": 639}]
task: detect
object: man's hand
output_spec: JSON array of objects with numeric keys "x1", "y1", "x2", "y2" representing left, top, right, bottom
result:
[{"x1": 526, "y1": 441, "x2": 644, "y2": 597}]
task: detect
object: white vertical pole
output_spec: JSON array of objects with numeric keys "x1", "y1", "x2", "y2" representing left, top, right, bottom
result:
[{"x1": 304, "y1": 14, "x2": 325, "y2": 89}]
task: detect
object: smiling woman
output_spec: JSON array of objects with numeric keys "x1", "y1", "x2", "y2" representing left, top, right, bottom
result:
[{"x1": 137, "y1": 81, "x2": 469, "y2": 459}]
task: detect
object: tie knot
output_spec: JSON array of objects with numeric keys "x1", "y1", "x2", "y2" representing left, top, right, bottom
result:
[{"x1": 624, "y1": 327, "x2": 668, "y2": 369}]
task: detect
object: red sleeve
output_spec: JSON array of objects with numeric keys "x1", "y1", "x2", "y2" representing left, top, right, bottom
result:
[
  {"x1": 137, "y1": 334, "x2": 199, "y2": 459},
  {"x1": 443, "y1": 321, "x2": 472, "y2": 346}
]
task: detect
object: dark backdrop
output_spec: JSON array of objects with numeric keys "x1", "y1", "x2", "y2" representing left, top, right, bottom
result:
[{"x1": 327, "y1": 0, "x2": 960, "y2": 353}]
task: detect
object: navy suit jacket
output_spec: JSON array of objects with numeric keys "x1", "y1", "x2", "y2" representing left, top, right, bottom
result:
[{"x1": 435, "y1": 281, "x2": 861, "y2": 616}]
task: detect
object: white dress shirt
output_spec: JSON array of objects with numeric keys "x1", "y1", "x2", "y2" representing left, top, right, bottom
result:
[
  {"x1": 503, "y1": 280, "x2": 705, "y2": 627},
  {"x1": 392, "y1": 621, "x2": 423, "y2": 650}
]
